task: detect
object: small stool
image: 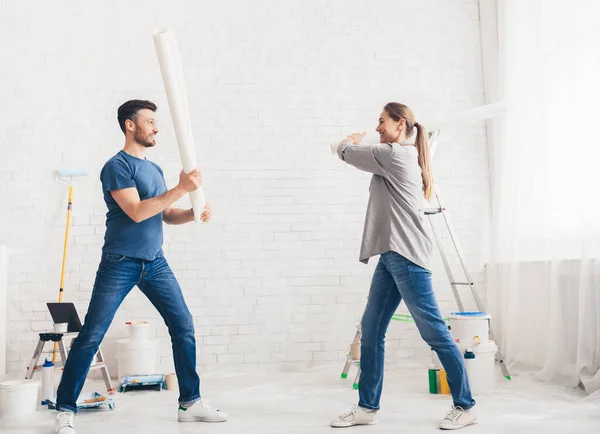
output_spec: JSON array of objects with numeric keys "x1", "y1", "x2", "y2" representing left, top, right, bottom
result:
[{"x1": 25, "y1": 331, "x2": 114, "y2": 393}]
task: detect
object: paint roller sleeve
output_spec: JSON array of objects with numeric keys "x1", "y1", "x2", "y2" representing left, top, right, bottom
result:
[{"x1": 57, "y1": 168, "x2": 89, "y2": 177}]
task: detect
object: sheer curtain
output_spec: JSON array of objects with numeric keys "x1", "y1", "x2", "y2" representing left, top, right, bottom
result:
[{"x1": 485, "y1": 0, "x2": 600, "y2": 393}]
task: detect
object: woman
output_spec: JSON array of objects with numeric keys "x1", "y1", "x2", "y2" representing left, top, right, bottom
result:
[{"x1": 330, "y1": 103, "x2": 476, "y2": 430}]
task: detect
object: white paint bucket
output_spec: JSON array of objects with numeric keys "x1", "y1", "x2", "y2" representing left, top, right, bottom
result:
[
  {"x1": 449, "y1": 312, "x2": 491, "y2": 346},
  {"x1": 464, "y1": 341, "x2": 498, "y2": 394},
  {"x1": 126, "y1": 321, "x2": 150, "y2": 342},
  {"x1": 0, "y1": 379, "x2": 40, "y2": 418},
  {"x1": 53, "y1": 323, "x2": 68, "y2": 333},
  {"x1": 115, "y1": 339, "x2": 158, "y2": 379}
]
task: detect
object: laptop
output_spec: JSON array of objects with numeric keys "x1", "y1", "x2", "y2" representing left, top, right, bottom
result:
[{"x1": 46, "y1": 302, "x2": 83, "y2": 333}]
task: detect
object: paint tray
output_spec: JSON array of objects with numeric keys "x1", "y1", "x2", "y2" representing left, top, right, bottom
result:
[
  {"x1": 118, "y1": 374, "x2": 166, "y2": 393},
  {"x1": 47, "y1": 392, "x2": 115, "y2": 411}
]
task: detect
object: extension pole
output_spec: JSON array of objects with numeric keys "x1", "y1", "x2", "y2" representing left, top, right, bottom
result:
[{"x1": 52, "y1": 186, "x2": 73, "y2": 363}]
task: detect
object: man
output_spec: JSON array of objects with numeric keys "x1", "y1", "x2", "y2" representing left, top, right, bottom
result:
[{"x1": 55, "y1": 100, "x2": 227, "y2": 434}]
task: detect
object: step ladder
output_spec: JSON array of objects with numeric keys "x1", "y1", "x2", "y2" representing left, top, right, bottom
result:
[
  {"x1": 25, "y1": 331, "x2": 114, "y2": 393},
  {"x1": 341, "y1": 130, "x2": 511, "y2": 388}
]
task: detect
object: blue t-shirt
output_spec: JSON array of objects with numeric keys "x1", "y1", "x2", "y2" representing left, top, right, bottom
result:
[{"x1": 100, "y1": 150, "x2": 168, "y2": 260}]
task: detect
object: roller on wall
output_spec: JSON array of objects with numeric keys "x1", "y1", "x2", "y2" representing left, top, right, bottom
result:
[{"x1": 153, "y1": 28, "x2": 206, "y2": 222}]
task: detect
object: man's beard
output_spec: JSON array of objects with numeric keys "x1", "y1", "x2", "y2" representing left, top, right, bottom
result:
[{"x1": 134, "y1": 130, "x2": 155, "y2": 148}]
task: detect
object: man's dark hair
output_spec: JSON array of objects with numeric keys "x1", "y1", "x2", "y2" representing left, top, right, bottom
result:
[{"x1": 117, "y1": 100, "x2": 157, "y2": 134}]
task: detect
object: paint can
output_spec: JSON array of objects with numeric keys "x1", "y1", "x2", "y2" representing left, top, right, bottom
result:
[
  {"x1": 464, "y1": 341, "x2": 498, "y2": 394},
  {"x1": 0, "y1": 379, "x2": 40, "y2": 418},
  {"x1": 53, "y1": 323, "x2": 68, "y2": 333},
  {"x1": 165, "y1": 373, "x2": 178, "y2": 391},
  {"x1": 449, "y1": 312, "x2": 491, "y2": 346},
  {"x1": 126, "y1": 321, "x2": 150, "y2": 342},
  {"x1": 115, "y1": 339, "x2": 158, "y2": 379}
]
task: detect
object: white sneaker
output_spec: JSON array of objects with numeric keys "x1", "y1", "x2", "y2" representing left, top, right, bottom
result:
[
  {"x1": 330, "y1": 405, "x2": 378, "y2": 428},
  {"x1": 55, "y1": 412, "x2": 76, "y2": 434},
  {"x1": 178, "y1": 399, "x2": 228, "y2": 422},
  {"x1": 439, "y1": 406, "x2": 477, "y2": 430}
]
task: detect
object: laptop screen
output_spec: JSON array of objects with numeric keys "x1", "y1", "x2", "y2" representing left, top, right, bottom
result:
[{"x1": 46, "y1": 302, "x2": 82, "y2": 333}]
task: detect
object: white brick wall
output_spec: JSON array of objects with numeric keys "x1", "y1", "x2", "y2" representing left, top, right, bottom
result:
[{"x1": 0, "y1": 0, "x2": 490, "y2": 377}]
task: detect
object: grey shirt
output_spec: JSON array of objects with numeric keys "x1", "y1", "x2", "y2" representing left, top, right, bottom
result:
[{"x1": 337, "y1": 141, "x2": 433, "y2": 271}]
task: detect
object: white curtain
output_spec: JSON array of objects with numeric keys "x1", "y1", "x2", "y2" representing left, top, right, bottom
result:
[
  {"x1": 486, "y1": 0, "x2": 600, "y2": 393},
  {"x1": 0, "y1": 246, "x2": 7, "y2": 379}
]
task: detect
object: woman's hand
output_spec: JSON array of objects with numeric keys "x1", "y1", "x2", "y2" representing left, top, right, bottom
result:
[{"x1": 346, "y1": 132, "x2": 367, "y2": 144}]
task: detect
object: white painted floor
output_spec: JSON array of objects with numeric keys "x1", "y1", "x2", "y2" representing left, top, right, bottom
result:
[{"x1": 1, "y1": 362, "x2": 599, "y2": 433}]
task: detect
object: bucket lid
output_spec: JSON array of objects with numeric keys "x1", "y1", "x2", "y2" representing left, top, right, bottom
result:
[
  {"x1": 43, "y1": 359, "x2": 54, "y2": 368},
  {"x1": 0, "y1": 379, "x2": 40, "y2": 390},
  {"x1": 471, "y1": 341, "x2": 498, "y2": 353},
  {"x1": 450, "y1": 311, "x2": 491, "y2": 319},
  {"x1": 126, "y1": 321, "x2": 149, "y2": 327}
]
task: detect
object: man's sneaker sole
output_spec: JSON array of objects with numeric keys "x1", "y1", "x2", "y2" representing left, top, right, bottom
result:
[
  {"x1": 331, "y1": 420, "x2": 378, "y2": 428},
  {"x1": 440, "y1": 420, "x2": 477, "y2": 430},
  {"x1": 178, "y1": 413, "x2": 228, "y2": 423}
]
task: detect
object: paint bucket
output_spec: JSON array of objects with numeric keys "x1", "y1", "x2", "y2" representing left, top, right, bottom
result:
[
  {"x1": 165, "y1": 373, "x2": 178, "y2": 391},
  {"x1": 463, "y1": 341, "x2": 498, "y2": 394},
  {"x1": 126, "y1": 321, "x2": 150, "y2": 342},
  {"x1": 449, "y1": 312, "x2": 491, "y2": 346},
  {"x1": 115, "y1": 339, "x2": 158, "y2": 379},
  {"x1": 0, "y1": 379, "x2": 40, "y2": 418},
  {"x1": 53, "y1": 323, "x2": 68, "y2": 333}
]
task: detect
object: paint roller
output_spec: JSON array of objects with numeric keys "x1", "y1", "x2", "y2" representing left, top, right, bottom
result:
[
  {"x1": 55, "y1": 167, "x2": 89, "y2": 300},
  {"x1": 57, "y1": 168, "x2": 89, "y2": 178},
  {"x1": 52, "y1": 167, "x2": 88, "y2": 362}
]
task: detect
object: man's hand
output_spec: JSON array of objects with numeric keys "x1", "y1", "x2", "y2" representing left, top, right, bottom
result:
[
  {"x1": 199, "y1": 202, "x2": 212, "y2": 223},
  {"x1": 178, "y1": 169, "x2": 202, "y2": 193}
]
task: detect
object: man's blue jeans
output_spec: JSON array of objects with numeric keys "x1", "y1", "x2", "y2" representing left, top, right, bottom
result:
[
  {"x1": 358, "y1": 251, "x2": 475, "y2": 411},
  {"x1": 56, "y1": 253, "x2": 200, "y2": 413}
]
